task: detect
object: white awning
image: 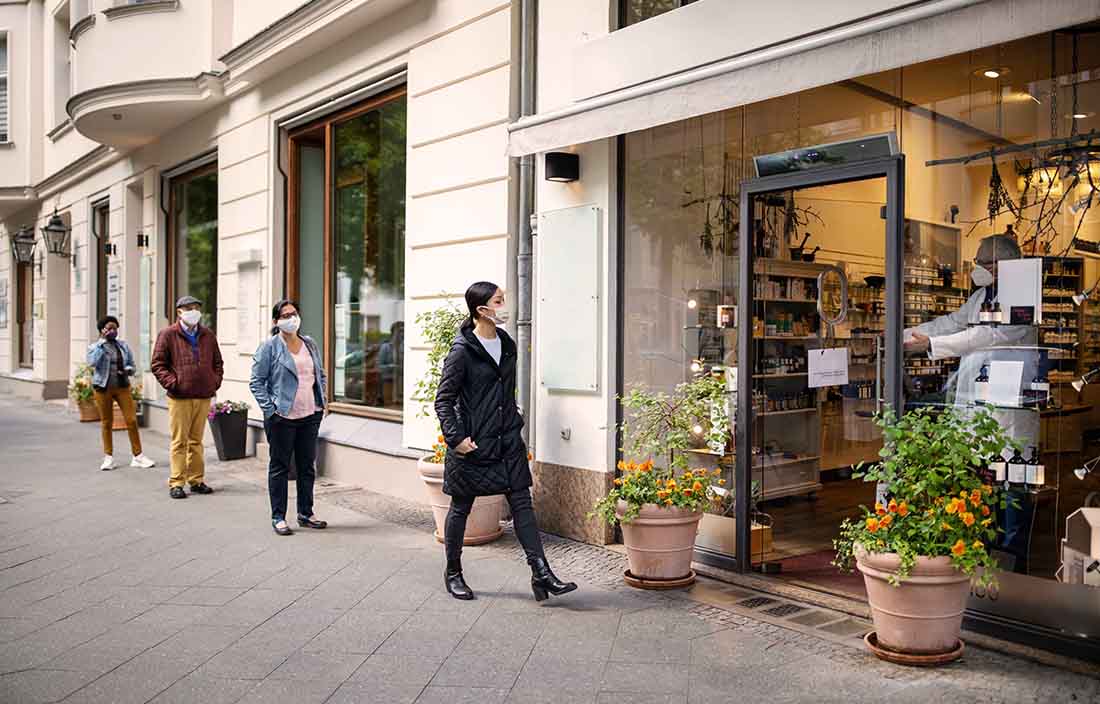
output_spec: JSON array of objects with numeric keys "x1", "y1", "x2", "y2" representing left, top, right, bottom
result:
[{"x1": 507, "y1": 0, "x2": 1098, "y2": 156}]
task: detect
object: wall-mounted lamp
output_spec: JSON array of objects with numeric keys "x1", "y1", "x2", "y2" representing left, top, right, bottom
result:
[
  {"x1": 545, "y1": 152, "x2": 579, "y2": 183},
  {"x1": 9, "y1": 226, "x2": 37, "y2": 265},
  {"x1": 1072, "y1": 367, "x2": 1100, "y2": 393},
  {"x1": 136, "y1": 231, "x2": 149, "y2": 248},
  {"x1": 41, "y1": 210, "x2": 72, "y2": 259}
]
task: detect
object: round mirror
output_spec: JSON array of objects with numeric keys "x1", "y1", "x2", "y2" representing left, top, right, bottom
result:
[{"x1": 817, "y1": 265, "x2": 848, "y2": 328}]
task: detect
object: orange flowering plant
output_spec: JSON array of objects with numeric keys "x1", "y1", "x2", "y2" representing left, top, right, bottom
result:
[
  {"x1": 833, "y1": 407, "x2": 1015, "y2": 587},
  {"x1": 591, "y1": 371, "x2": 730, "y2": 524}
]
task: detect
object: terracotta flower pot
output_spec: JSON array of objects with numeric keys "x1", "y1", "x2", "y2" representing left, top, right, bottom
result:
[
  {"x1": 856, "y1": 546, "x2": 971, "y2": 655},
  {"x1": 617, "y1": 501, "x2": 703, "y2": 581},
  {"x1": 417, "y1": 456, "x2": 503, "y2": 545},
  {"x1": 76, "y1": 399, "x2": 99, "y2": 422}
]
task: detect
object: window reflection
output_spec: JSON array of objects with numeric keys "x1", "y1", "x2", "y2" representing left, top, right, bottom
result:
[{"x1": 331, "y1": 96, "x2": 407, "y2": 411}]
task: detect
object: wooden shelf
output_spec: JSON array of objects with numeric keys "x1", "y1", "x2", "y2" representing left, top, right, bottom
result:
[
  {"x1": 754, "y1": 372, "x2": 808, "y2": 378},
  {"x1": 758, "y1": 407, "x2": 817, "y2": 417},
  {"x1": 750, "y1": 454, "x2": 822, "y2": 469}
]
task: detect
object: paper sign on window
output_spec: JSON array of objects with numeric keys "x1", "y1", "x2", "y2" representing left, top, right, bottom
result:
[{"x1": 808, "y1": 347, "x2": 849, "y2": 388}]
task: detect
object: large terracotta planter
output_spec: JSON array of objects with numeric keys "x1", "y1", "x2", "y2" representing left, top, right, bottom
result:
[
  {"x1": 617, "y1": 501, "x2": 703, "y2": 581},
  {"x1": 417, "y1": 457, "x2": 503, "y2": 545},
  {"x1": 76, "y1": 399, "x2": 99, "y2": 422},
  {"x1": 856, "y1": 547, "x2": 970, "y2": 654}
]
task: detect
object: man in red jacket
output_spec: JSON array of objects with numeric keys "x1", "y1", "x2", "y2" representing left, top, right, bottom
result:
[{"x1": 151, "y1": 296, "x2": 224, "y2": 499}]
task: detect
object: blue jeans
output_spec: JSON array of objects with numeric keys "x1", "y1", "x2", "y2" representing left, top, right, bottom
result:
[{"x1": 263, "y1": 411, "x2": 322, "y2": 521}]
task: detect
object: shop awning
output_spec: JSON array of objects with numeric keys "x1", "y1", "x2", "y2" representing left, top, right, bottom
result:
[{"x1": 507, "y1": 0, "x2": 1095, "y2": 156}]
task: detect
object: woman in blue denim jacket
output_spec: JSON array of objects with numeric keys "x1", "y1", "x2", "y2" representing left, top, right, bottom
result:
[
  {"x1": 87, "y1": 316, "x2": 156, "y2": 471},
  {"x1": 250, "y1": 299, "x2": 328, "y2": 535}
]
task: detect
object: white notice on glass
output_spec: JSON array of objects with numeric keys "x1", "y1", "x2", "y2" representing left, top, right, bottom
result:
[
  {"x1": 988, "y1": 360, "x2": 1024, "y2": 407},
  {"x1": 808, "y1": 348, "x2": 849, "y2": 388}
]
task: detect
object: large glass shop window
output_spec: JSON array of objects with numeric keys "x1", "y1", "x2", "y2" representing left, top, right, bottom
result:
[{"x1": 621, "y1": 27, "x2": 1100, "y2": 633}]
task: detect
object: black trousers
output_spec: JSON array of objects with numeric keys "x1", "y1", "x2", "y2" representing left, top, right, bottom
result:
[
  {"x1": 263, "y1": 411, "x2": 322, "y2": 521},
  {"x1": 445, "y1": 488, "x2": 545, "y2": 564}
]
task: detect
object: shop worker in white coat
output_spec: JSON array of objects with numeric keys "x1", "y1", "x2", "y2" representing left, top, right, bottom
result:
[{"x1": 902, "y1": 234, "x2": 1039, "y2": 450}]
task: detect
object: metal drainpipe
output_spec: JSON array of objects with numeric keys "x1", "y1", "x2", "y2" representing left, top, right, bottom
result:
[{"x1": 514, "y1": 0, "x2": 537, "y2": 449}]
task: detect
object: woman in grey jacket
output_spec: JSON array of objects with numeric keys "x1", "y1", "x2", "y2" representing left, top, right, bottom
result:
[{"x1": 250, "y1": 299, "x2": 328, "y2": 535}]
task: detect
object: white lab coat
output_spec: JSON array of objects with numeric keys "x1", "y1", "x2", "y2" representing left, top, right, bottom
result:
[{"x1": 906, "y1": 287, "x2": 1039, "y2": 457}]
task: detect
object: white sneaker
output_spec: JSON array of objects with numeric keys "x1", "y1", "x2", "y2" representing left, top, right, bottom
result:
[
  {"x1": 100, "y1": 455, "x2": 116, "y2": 471},
  {"x1": 130, "y1": 454, "x2": 156, "y2": 469}
]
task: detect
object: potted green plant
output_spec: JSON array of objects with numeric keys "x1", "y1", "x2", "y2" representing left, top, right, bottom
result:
[
  {"x1": 833, "y1": 406, "x2": 1012, "y2": 662},
  {"x1": 410, "y1": 304, "x2": 503, "y2": 545},
  {"x1": 591, "y1": 371, "x2": 727, "y2": 584},
  {"x1": 68, "y1": 363, "x2": 99, "y2": 422},
  {"x1": 131, "y1": 382, "x2": 149, "y2": 428},
  {"x1": 208, "y1": 400, "x2": 251, "y2": 461}
]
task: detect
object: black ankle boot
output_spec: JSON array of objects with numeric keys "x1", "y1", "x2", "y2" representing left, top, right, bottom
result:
[
  {"x1": 445, "y1": 560, "x2": 475, "y2": 600},
  {"x1": 529, "y1": 557, "x2": 577, "y2": 602}
]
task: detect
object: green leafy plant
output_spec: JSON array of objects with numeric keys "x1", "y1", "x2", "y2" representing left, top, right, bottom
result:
[
  {"x1": 590, "y1": 371, "x2": 731, "y2": 525},
  {"x1": 833, "y1": 406, "x2": 1015, "y2": 587},
  {"x1": 130, "y1": 381, "x2": 144, "y2": 403},
  {"x1": 68, "y1": 364, "x2": 95, "y2": 404},
  {"x1": 411, "y1": 302, "x2": 466, "y2": 463}
]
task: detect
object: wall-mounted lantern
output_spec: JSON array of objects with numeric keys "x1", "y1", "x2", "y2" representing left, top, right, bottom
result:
[
  {"x1": 545, "y1": 152, "x2": 580, "y2": 183},
  {"x1": 9, "y1": 226, "x2": 37, "y2": 265}
]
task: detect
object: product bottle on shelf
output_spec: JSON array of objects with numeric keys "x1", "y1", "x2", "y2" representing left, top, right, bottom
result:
[
  {"x1": 991, "y1": 302, "x2": 1004, "y2": 324},
  {"x1": 1026, "y1": 447, "x2": 1045, "y2": 488},
  {"x1": 989, "y1": 451, "x2": 1008, "y2": 483},
  {"x1": 1007, "y1": 447, "x2": 1027, "y2": 486},
  {"x1": 979, "y1": 299, "x2": 994, "y2": 324},
  {"x1": 1030, "y1": 370, "x2": 1050, "y2": 406}
]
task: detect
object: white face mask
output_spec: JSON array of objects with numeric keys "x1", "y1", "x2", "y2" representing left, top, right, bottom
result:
[
  {"x1": 180, "y1": 310, "x2": 202, "y2": 327},
  {"x1": 479, "y1": 305, "x2": 509, "y2": 326},
  {"x1": 971, "y1": 265, "x2": 994, "y2": 288},
  {"x1": 276, "y1": 316, "x2": 301, "y2": 334}
]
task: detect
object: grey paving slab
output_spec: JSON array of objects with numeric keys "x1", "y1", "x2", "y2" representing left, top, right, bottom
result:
[
  {"x1": 60, "y1": 650, "x2": 196, "y2": 704},
  {"x1": 148, "y1": 676, "x2": 257, "y2": 704},
  {"x1": 193, "y1": 644, "x2": 294, "y2": 681},
  {"x1": 45, "y1": 643, "x2": 146, "y2": 675},
  {"x1": 347, "y1": 653, "x2": 444, "y2": 686},
  {"x1": 164, "y1": 586, "x2": 248, "y2": 606},
  {"x1": 600, "y1": 662, "x2": 691, "y2": 695},
  {"x1": 233, "y1": 678, "x2": 338, "y2": 704},
  {"x1": 513, "y1": 656, "x2": 606, "y2": 694},
  {"x1": 598, "y1": 694, "x2": 686, "y2": 704},
  {"x1": 609, "y1": 635, "x2": 694, "y2": 664},
  {"x1": 506, "y1": 691, "x2": 598, "y2": 704},
  {"x1": 267, "y1": 650, "x2": 367, "y2": 683},
  {"x1": 415, "y1": 686, "x2": 511, "y2": 704},
  {"x1": 0, "y1": 669, "x2": 99, "y2": 704},
  {"x1": 432, "y1": 652, "x2": 530, "y2": 689},
  {"x1": 327, "y1": 680, "x2": 425, "y2": 704}
]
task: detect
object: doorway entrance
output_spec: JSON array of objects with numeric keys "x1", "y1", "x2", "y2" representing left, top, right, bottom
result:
[
  {"x1": 16, "y1": 260, "x2": 32, "y2": 368},
  {"x1": 731, "y1": 154, "x2": 905, "y2": 597}
]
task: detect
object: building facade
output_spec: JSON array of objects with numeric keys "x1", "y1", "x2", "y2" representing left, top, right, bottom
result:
[
  {"x1": 2, "y1": 0, "x2": 1100, "y2": 662},
  {"x1": 511, "y1": 0, "x2": 1100, "y2": 661},
  {"x1": 0, "y1": 0, "x2": 514, "y2": 505}
]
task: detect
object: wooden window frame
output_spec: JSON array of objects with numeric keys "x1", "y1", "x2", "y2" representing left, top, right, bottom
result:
[
  {"x1": 15, "y1": 260, "x2": 32, "y2": 368},
  {"x1": 286, "y1": 85, "x2": 407, "y2": 422},
  {"x1": 166, "y1": 161, "x2": 219, "y2": 331}
]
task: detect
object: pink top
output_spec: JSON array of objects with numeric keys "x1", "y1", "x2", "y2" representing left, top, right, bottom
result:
[{"x1": 285, "y1": 343, "x2": 317, "y2": 419}]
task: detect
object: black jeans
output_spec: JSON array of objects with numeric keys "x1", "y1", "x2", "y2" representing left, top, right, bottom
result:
[
  {"x1": 263, "y1": 411, "x2": 322, "y2": 521},
  {"x1": 445, "y1": 488, "x2": 545, "y2": 564}
]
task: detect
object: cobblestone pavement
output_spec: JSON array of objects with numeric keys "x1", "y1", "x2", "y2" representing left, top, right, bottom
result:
[{"x1": 0, "y1": 395, "x2": 1097, "y2": 704}]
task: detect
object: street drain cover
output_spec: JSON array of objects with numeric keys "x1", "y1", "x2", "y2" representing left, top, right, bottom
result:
[
  {"x1": 762, "y1": 603, "x2": 808, "y2": 617},
  {"x1": 738, "y1": 596, "x2": 777, "y2": 609}
]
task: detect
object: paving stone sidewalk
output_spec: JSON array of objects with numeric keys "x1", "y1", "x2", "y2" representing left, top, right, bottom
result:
[{"x1": 0, "y1": 394, "x2": 1096, "y2": 704}]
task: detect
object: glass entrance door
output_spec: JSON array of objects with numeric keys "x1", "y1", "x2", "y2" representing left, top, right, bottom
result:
[{"x1": 735, "y1": 156, "x2": 904, "y2": 590}]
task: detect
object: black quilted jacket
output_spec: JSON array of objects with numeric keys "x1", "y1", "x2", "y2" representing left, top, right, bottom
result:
[{"x1": 434, "y1": 322, "x2": 530, "y2": 497}]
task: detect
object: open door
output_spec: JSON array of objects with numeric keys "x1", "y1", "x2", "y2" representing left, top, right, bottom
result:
[{"x1": 734, "y1": 153, "x2": 904, "y2": 589}]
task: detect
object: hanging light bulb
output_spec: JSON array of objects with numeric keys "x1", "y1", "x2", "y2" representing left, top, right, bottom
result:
[
  {"x1": 692, "y1": 424, "x2": 704, "y2": 435},
  {"x1": 690, "y1": 359, "x2": 703, "y2": 373}
]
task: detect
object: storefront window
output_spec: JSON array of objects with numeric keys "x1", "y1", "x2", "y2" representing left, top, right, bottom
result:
[
  {"x1": 622, "y1": 27, "x2": 1100, "y2": 644},
  {"x1": 288, "y1": 88, "x2": 407, "y2": 417},
  {"x1": 620, "y1": 0, "x2": 698, "y2": 27},
  {"x1": 170, "y1": 165, "x2": 218, "y2": 331},
  {"x1": 332, "y1": 96, "x2": 407, "y2": 411}
]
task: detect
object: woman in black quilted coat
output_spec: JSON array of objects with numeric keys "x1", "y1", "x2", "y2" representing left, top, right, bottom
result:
[{"x1": 434, "y1": 281, "x2": 577, "y2": 601}]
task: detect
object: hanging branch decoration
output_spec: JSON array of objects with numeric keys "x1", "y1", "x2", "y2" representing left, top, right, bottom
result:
[
  {"x1": 682, "y1": 151, "x2": 741, "y2": 258},
  {"x1": 986, "y1": 156, "x2": 1018, "y2": 225}
]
